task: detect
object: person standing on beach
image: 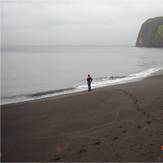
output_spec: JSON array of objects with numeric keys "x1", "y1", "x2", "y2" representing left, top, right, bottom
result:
[{"x1": 87, "y1": 74, "x2": 93, "y2": 91}]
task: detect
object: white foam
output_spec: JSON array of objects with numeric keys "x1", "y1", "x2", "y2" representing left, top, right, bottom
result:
[
  {"x1": 1, "y1": 67, "x2": 162, "y2": 105},
  {"x1": 76, "y1": 67, "x2": 163, "y2": 89}
]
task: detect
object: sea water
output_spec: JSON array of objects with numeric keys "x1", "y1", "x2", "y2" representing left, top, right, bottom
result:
[{"x1": 1, "y1": 46, "x2": 163, "y2": 104}]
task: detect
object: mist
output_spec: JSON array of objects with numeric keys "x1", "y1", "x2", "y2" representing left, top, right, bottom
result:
[{"x1": 1, "y1": 0, "x2": 163, "y2": 47}]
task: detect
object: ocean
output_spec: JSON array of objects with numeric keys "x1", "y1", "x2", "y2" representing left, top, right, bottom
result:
[{"x1": 1, "y1": 46, "x2": 163, "y2": 105}]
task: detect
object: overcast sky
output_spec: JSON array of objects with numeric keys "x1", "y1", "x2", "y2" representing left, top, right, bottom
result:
[{"x1": 1, "y1": 0, "x2": 163, "y2": 46}]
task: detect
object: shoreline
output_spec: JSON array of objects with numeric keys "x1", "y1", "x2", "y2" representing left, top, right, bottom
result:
[
  {"x1": 1, "y1": 73, "x2": 163, "y2": 162},
  {"x1": 1, "y1": 68, "x2": 163, "y2": 106}
]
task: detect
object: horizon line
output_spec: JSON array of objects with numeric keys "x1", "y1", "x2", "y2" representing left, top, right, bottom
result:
[{"x1": 2, "y1": 45, "x2": 135, "y2": 48}]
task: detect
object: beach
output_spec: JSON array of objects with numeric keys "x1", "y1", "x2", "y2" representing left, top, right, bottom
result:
[{"x1": 1, "y1": 73, "x2": 163, "y2": 162}]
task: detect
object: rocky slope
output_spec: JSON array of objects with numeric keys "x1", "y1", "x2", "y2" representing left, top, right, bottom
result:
[{"x1": 136, "y1": 17, "x2": 163, "y2": 47}]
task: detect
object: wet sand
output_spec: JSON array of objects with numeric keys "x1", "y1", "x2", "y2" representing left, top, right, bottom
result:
[{"x1": 1, "y1": 74, "x2": 163, "y2": 162}]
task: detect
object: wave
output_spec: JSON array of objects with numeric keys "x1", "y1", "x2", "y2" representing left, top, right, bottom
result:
[
  {"x1": 1, "y1": 67, "x2": 162, "y2": 105},
  {"x1": 76, "y1": 67, "x2": 163, "y2": 89},
  {"x1": 30, "y1": 87, "x2": 75, "y2": 97}
]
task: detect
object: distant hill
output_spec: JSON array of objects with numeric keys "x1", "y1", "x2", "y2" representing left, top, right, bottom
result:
[{"x1": 136, "y1": 17, "x2": 163, "y2": 47}]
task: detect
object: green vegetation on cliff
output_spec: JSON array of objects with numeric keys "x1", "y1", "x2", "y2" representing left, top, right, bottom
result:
[
  {"x1": 154, "y1": 24, "x2": 163, "y2": 46},
  {"x1": 136, "y1": 17, "x2": 163, "y2": 47}
]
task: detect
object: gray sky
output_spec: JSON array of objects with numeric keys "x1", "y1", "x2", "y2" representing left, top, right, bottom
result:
[{"x1": 1, "y1": 0, "x2": 163, "y2": 46}]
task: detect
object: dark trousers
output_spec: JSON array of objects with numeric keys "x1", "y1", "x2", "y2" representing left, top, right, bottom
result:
[{"x1": 88, "y1": 83, "x2": 91, "y2": 91}]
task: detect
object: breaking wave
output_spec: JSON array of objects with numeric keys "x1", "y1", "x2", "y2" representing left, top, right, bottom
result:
[{"x1": 1, "y1": 67, "x2": 162, "y2": 105}]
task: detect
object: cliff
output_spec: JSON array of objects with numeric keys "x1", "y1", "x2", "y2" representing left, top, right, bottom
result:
[{"x1": 136, "y1": 17, "x2": 163, "y2": 47}]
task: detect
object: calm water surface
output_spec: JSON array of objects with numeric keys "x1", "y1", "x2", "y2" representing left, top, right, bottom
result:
[{"x1": 1, "y1": 46, "x2": 163, "y2": 104}]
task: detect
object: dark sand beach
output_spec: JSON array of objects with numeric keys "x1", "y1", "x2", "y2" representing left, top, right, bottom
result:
[{"x1": 1, "y1": 74, "x2": 163, "y2": 162}]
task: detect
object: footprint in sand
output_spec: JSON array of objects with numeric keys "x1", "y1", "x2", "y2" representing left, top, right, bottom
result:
[
  {"x1": 55, "y1": 157, "x2": 61, "y2": 161},
  {"x1": 49, "y1": 156, "x2": 61, "y2": 161},
  {"x1": 122, "y1": 130, "x2": 127, "y2": 133},
  {"x1": 145, "y1": 120, "x2": 152, "y2": 124},
  {"x1": 78, "y1": 149, "x2": 87, "y2": 154},
  {"x1": 113, "y1": 136, "x2": 118, "y2": 140},
  {"x1": 94, "y1": 141, "x2": 101, "y2": 145}
]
